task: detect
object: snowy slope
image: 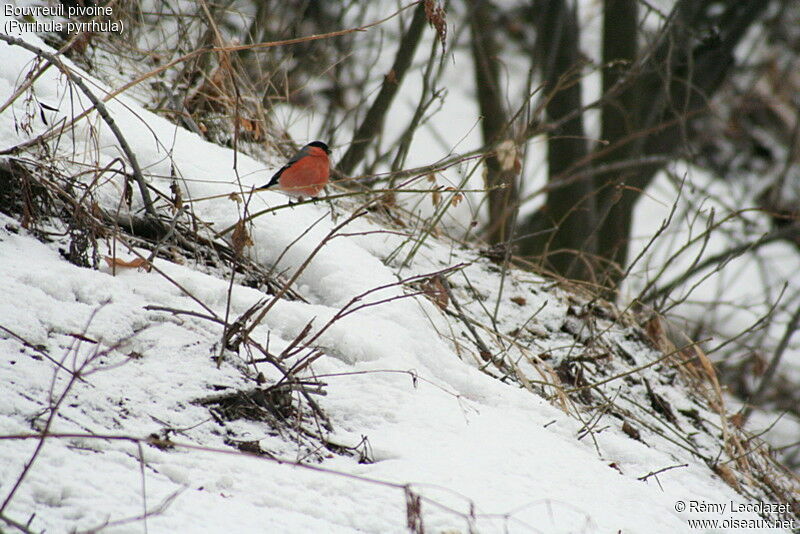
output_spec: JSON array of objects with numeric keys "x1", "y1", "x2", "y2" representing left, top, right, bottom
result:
[
  {"x1": 3, "y1": 223, "x2": 792, "y2": 534},
  {"x1": 0, "y1": 9, "x2": 796, "y2": 534}
]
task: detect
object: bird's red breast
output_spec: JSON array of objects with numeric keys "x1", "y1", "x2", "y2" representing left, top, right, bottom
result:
[{"x1": 277, "y1": 146, "x2": 330, "y2": 198}]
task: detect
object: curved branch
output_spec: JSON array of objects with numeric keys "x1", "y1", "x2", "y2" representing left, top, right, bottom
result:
[{"x1": 0, "y1": 34, "x2": 160, "y2": 222}]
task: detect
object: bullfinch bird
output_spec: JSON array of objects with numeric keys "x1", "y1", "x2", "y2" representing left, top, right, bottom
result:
[{"x1": 259, "y1": 141, "x2": 331, "y2": 199}]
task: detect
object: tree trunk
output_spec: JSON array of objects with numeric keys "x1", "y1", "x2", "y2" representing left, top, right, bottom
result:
[
  {"x1": 594, "y1": 0, "x2": 638, "y2": 288},
  {"x1": 519, "y1": 0, "x2": 597, "y2": 282},
  {"x1": 595, "y1": 0, "x2": 770, "y2": 290},
  {"x1": 517, "y1": 0, "x2": 770, "y2": 290},
  {"x1": 469, "y1": 0, "x2": 519, "y2": 245}
]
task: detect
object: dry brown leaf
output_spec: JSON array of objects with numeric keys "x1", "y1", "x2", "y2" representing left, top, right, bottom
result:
[
  {"x1": 237, "y1": 117, "x2": 263, "y2": 141},
  {"x1": 431, "y1": 189, "x2": 441, "y2": 207},
  {"x1": 231, "y1": 219, "x2": 254, "y2": 256},
  {"x1": 510, "y1": 296, "x2": 526, "y2": 306},
  {"x1": 238, "y1": 117, "x2": 255, "y2": 132},
  {"x1": 380, "y1": 192, "x2": 396, "y2": 208},
  {"x1": 122, "y1": 177, "x2": 133, "y2": 208},
  {"x1": 103, "y1": 256, "x2": 151, "y2": 272},
  {"x1": 622, "y1": 421, "x2": 641, "y2": 441},
  {"x1": 421, "y1": 275, "x2": 448, "y2": 310},
  {"x1": 442, "y1": 187, "x2": 462, "y2": 207},
  {"x1": 170, "y1": 181, "x2": 183, "y2": 210},
  {"x1": 423, "y1": 0, "x2": 447, "y2": 50},
  {"x1": 728, "y1": 412, "x2": 744, "y2": 429},
  {"x1": 713, "y1": 464, "x2": 740, "y2": 491},
  {"x1": 691, "y1": 339, "x2": 752, "y2": 473},
  {"x1": 694, "y1": 343, "x2": 724, "y2": 413},
  {"x1": 645, "y1": 314, "x2": 677, "y2": 355}
]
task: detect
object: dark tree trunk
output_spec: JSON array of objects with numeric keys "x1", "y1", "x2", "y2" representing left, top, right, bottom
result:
[
  {"x1": 469, "y1": 0, "x2": 520, "y2": 245},
  {"x1": 516, "y1": 0, "x2": 770, "y2": 290},
  {"x1": 594, "y1": 0, "x2": 639, "y2": 288},
  {"x1": 594, "y1": 0, "x2": 770, "y2": 290},
  {"x1": 519, "y1": 0, "x2": 597, "y2": 281}
]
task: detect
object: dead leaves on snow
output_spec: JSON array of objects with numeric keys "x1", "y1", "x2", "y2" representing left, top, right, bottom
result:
[
  {"x1": 103, "y1": 255, "x2": 151, "y2": 272},
  {"x1": 420, "y1": 274, "x2": 449, "y2": 310}
]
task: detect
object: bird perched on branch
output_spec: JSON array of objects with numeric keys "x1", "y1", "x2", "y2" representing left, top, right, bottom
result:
[{"x1": 259, "y1": 141, "x2": 331, "y2": 199}]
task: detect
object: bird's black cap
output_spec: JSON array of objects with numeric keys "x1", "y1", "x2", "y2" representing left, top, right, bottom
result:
[{"x1": 307, "y1": 141, "x2": 330, "y2": 154}]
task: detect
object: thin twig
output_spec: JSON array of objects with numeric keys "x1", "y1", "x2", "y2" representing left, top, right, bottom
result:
[
  {"x1": 637, "y1": 463, "x2": 688, "y2": 481},
  {"x1": 440, "y1": 277, "x2": 492, "y2": 360},
  {"x1": 745, "y1": 303, "x2": 800, "y2": 420}
]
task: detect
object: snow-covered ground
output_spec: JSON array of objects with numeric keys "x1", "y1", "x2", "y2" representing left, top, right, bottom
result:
[{"x1": 0, "y1": 5, "x2": 798, "y2": 534}]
